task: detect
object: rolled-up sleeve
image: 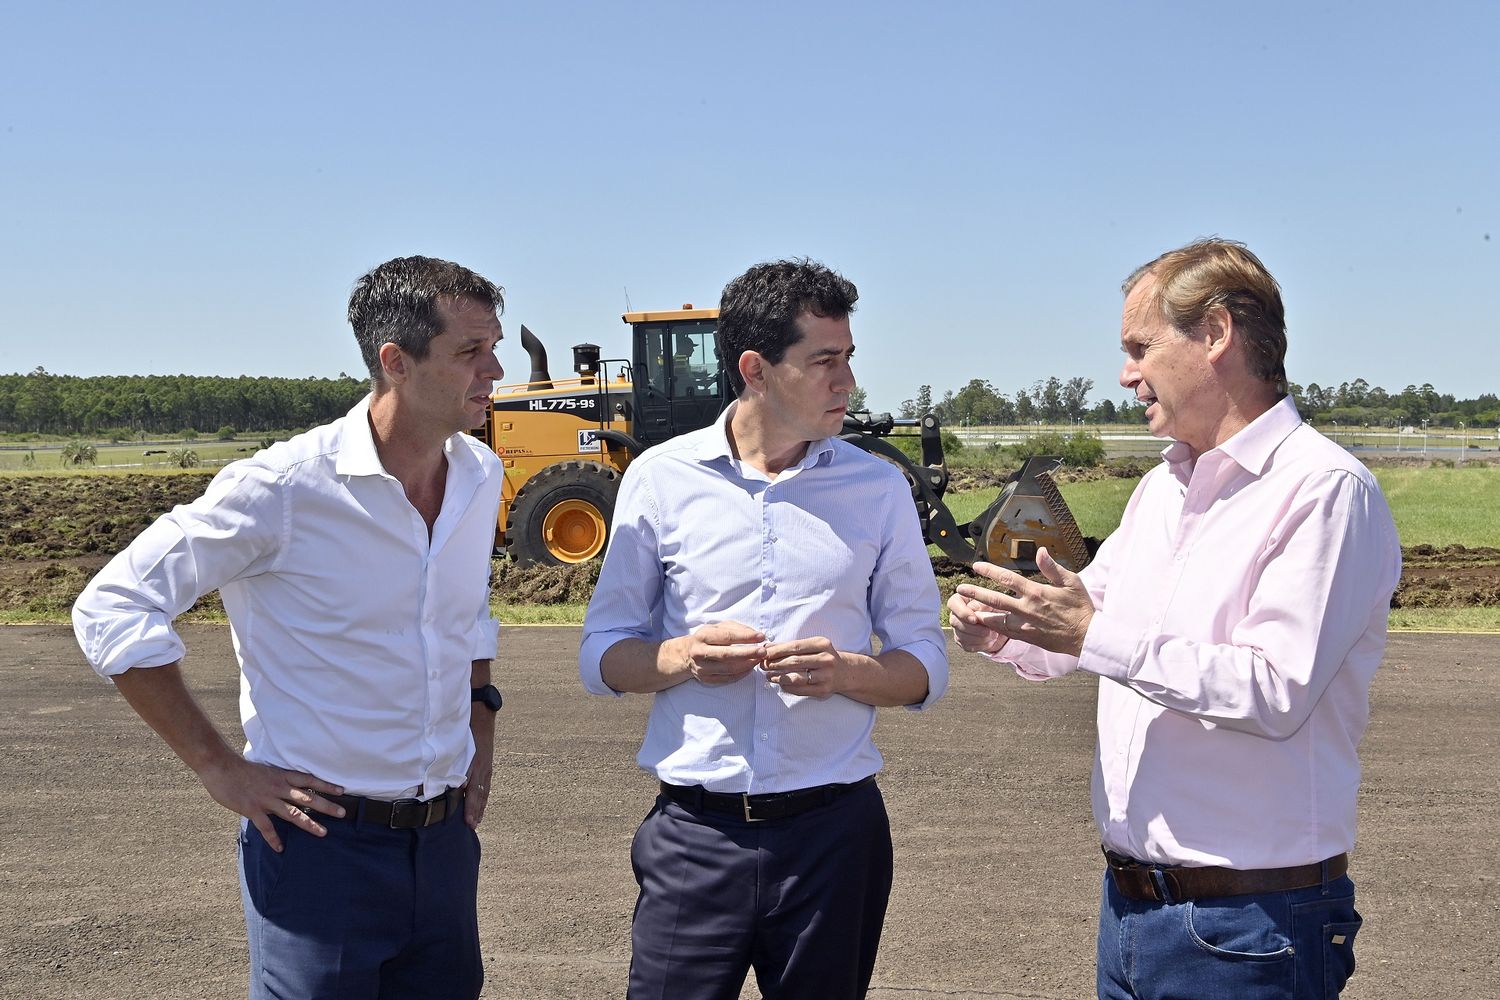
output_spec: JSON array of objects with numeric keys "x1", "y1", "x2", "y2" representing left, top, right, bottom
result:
[
  {"x1": 579, "y1": 467, "x2": 664, "y2": 696},
  {"x1": 467, "y1": 615, "x2": 501, "y2": 663},
  {"x1": 870, "y1": 477, "x2": 949, "y2": 709},
  {"x1": 72, "y1": 463, "x2": 282, "y2": 678}
]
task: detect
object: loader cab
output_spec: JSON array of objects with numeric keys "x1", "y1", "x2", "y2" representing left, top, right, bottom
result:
[{"x1": 625, "y1": 307, "x2": 730, "y2": 447}]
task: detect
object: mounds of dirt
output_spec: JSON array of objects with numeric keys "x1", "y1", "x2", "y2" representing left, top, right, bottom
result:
[
  {"x1": 490, "y1": 559, "x2": 600, "y2": 605},
  {"x1": 945, "y1": 467, "x2": 1016, "y2": 492},
  {"x1": 945, "y1": 460, "x2": 1149, "y2": 493},
  {"x1": 934, "y1": 545, "x2": 1500, "y2": 611},
  {"x1": 0, "y1": 557, "x2": 102, "y2": 617},
  {"x1": 0, "y1": 473, "x2": 214, "y2": 561},
  {"x1": 4, "y1": 473, "x2": 1498, "y2": 613},
  {"x1": 0, "y1": 554, "x2": 226, "y2": 620},
  {"x1": 1393, "y1": 544, "x2": 1500, "y2": 608},
  {"x1": 1050, "y1": 460, "x2": 1154, "y2": 483}
]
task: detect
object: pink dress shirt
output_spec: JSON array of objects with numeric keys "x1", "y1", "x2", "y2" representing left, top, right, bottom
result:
[{"x1": 995, "y1": 397, "x2": 1400, "y2": 869}]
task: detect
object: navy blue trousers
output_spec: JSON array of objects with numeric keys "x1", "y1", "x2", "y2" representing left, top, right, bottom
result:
[
  {"x1": 237, "y1": 804, "x2": 482, "y2": 1000},
  {"x1": 628, "y1": 779, "x2": 893, "y2": 1000}
]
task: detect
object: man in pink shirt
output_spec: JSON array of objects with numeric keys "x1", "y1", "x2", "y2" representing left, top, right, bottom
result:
[{"x1": 949, "y1": 238, "x2": 1400, "y2": 1000}]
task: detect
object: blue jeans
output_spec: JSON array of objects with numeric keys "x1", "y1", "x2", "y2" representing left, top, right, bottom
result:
[{"x1": 1097, "y1": 867, "x2": 1361, "y2": 999}]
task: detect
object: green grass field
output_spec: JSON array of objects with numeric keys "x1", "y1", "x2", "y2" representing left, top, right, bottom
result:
[
  {"x1": 0, "y1": 438, "x2": 261, "y2": 471},
  {"x1": 1370, "y1": 466, "x2": 1500, "y2": 548},
  {"x1": 942, "y1": 465, "x2": 1500, "y2": 551}
]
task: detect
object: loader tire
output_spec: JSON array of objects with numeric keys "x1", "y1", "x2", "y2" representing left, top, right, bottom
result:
[{"x1": 505, "y1": 461, "x2": 621, "y2": 565}]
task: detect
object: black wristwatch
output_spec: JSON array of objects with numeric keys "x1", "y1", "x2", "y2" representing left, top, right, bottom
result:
[{"x1": 471, "y1": 684, "x2": 503, "y2": 712}]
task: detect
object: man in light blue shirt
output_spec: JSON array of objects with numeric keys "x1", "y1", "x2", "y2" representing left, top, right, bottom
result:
[{"x1": 580, "y1": 258, "x2": 948, "y2": 1000}]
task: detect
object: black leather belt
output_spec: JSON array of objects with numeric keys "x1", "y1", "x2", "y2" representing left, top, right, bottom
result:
[
  {"x1": 659, "y1": 775, "x2": 875, "y2": 823},
  {"x1": 324, "y1": 786, "x2": 464, "y2": 829},
  {"x1": 1104, "y1": 848, "x2": 1349, "y2": 902}
]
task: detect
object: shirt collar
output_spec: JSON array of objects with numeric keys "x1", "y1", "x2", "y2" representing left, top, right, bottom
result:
[
  {"x1": 335, "y1": 395, "x2": 385, "y2": 478},
  {"x1": 694, "y1": 401, "x2": 838, "y2": 471},
  {"x1": 333, "y1": 393, "x2": 485, "y2": 483},
  {"x1": 1162, "y1": 395, "x2": 1302, "y2": 479}
]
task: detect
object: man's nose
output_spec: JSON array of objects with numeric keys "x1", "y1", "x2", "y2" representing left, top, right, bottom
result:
[{"x1": 1119, "y1": 360, "x2": 1138, "y2": 390}]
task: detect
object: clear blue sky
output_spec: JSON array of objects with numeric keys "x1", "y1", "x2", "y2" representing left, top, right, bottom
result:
[{"x1": 3, "y1": 1, "x2": 1496, "y2": 413}]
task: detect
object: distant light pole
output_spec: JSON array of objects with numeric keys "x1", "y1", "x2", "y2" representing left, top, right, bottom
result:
[
  {"x1": 1459, "y1": 421, "x2": 1466, "y2": 464},
  {"x1": 1421, "y1": 419, "x2": 1429, "y2": 456},
  {"x1": 1331, "y1": 419, "x2": 1339, "y2": 448}
]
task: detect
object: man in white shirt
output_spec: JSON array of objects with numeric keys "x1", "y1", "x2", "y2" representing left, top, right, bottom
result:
[
  {"x1": 580, "y1": 259, "x2": 949, "y2": 1000},
  {"x1": 73, "y1": 255, "x2": 508, "y2": 1000},
  {"x1": 949, "y1": 238, "x2": 1401, "y2": 1000}
]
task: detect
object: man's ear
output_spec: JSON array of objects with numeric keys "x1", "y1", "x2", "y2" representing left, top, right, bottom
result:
[
  {"x1": 377, "y1": 342, "x2": 408, "y2": 383},
  {"x1": 738, "y1": 350, "x2": 766, "y2": 394},
  {"x1": 1201, "y1": 305, "x2": 1235, "y2": 365}
]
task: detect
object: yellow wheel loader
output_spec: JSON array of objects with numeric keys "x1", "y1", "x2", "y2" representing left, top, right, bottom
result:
[{"x1": 474, "y1": 307, "x2": 1092, "y2": 574}]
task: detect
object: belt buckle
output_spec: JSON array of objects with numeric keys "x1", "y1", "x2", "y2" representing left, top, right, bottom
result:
[
  {"x1": 741, "y1": 793, "x2": 766, "y2": 823},
  {"x1": 388, "y1": 797, "x2": 431, "y2": 829}
]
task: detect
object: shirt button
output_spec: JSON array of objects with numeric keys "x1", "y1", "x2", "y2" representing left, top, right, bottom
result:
[
  {"x1": 760, "y1": 733, "x2": 768, "y2": 741},
  {"x1": 765, "y1": 581, "x2": 776, "y2": 593}
]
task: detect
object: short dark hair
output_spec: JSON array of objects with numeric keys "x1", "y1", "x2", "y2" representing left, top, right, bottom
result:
[
  {"x1": 347, "y1": 256, "x2": 505, "y2": 383},
  {"x1": 1123, "y1": 238, "x2": 1288, "y2": 395},
  {"x1": 717, "y1": 258, "x2": 858, "y2": 394}
]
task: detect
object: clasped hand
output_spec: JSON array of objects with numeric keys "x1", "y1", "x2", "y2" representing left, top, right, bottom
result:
[{"x1": 675, "y1": 621, "x2": 840, "y2": 699}]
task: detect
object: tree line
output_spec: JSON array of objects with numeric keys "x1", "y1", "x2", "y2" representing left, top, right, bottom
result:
[
  {"x1": 895, "y1": 378, "x2": 1141, "y2": 426},
  {"x1": 0, "y1": 368, "x2": 368, "y2": 437},
  {"x1": 5, "y1": 366, "x2": 1494, "y2": 440},
  {"x1": 885, "y1": 377, "x2": 1498, "y2": 430},
  {"x1": 1290, "y1": 379, "x2": 1498, "y2": 429}
]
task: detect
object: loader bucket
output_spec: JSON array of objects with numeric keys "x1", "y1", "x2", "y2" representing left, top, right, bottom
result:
[{"x1": 967, "y1": 457, "x2": 1092, "y2": 573}]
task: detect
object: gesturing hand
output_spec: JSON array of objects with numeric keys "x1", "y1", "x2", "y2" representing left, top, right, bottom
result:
[
  {"x1": 952, "y1": 547, "x2": 1096, "y2": 658},
  {"x1": 947, "y1": 590, "x2": 1009, "y2": 654}
]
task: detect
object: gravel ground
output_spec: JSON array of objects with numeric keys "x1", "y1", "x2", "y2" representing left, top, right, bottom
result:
[{"x1": 1, "y1": 625, "x2": 1495, "y2": 999}]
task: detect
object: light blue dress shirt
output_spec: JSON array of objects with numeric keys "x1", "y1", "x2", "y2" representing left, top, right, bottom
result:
[{"x1": 579, "y1": 403, "x2": 948, "y2": 794}]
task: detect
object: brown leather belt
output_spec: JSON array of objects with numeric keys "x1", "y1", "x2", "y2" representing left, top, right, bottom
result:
[
  {"x1": 1104, "y1": 848, "x2": 1348, "y2": 902},
  {"x1": 659, "y1": 775, "x2": 876, "y2": 823},
  {"x1": 324, "y1": 786, "x2": 464, "y2": 829}
]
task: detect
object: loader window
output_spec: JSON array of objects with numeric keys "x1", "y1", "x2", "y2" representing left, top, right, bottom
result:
[
  {"x1": 670, "y1": 331, "x2": 715, "y2": 399},
  {"x1": 641, "y1": 322, "x2": 716, "y2": 400},
  {"x1": 631, "y1": 319, "x2": 726, "y2": 446},
  {"x1": 644, "y1": 330, "x2": 672, "y2": 397}
]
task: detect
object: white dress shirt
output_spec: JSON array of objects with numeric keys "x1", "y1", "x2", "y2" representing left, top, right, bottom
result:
[
  {"x1": 579, "y1": 403, "x2": 949, "y2": 794},
  {"x1": 995, "y1": 397, "x2": 1400, "y2": 868},
  {"x1": 73, "y1": 397, "x2": 503, "y2": 800}
]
